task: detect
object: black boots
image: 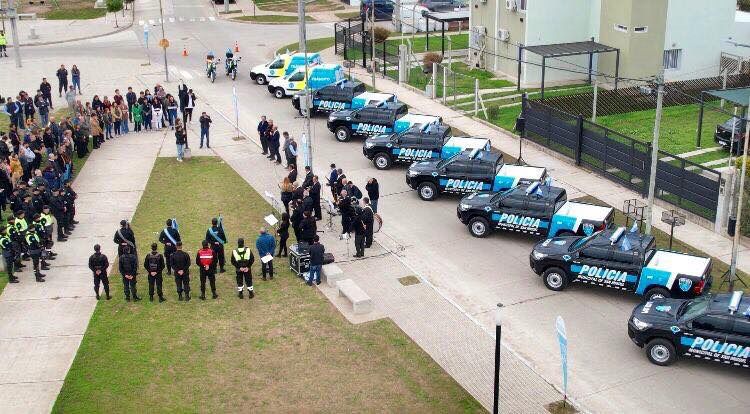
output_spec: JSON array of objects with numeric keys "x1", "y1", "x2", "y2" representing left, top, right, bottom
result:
[
  {"x1": 185, "y1": 292, "x2": 191, "y2": 301},
  {"x1": 248, "y1": 290, "x2": 255, "y2": 299},
  {"x1": 238, "y1": 291, "x2": 243, "y2": 299},
  {"x1": 178, "y1": 292, "x2": 183, "y2": 301},
  {"x1": 212, "y1": 293, "x2": 218, "y2": 299},
  {"x1": 159, "y1": 296, "x2": 166, "y2": 303}
]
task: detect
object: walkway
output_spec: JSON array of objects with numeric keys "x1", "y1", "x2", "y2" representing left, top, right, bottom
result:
[{"x1": 0, "y1": 131, "x2": 164, "y2": 413}]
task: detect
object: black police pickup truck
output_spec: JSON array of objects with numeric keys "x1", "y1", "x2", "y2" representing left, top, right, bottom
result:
[
  {"x1": 457, "y1": 182, "x2": 614, "y2": 238},
  {"x1": 291, "y1": 79, "x2": 396, "y2": 116},
  {"x1": 529, "y1": 226, "x2": 712, "y2": 301},
  {"x1": 405, "y1": 149, "x2": 548, "y2": 201},
  {"x1": 629, "y1": 291, "x2": 750, "y2": 368},
  {"x1": 327, "y1": 101, "x2": 410, "y2": 142}
]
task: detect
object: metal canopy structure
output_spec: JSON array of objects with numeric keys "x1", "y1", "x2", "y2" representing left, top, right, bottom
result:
[
  {"x1": 696, "y1": 87, "x2": 750, "y2": 147},
  {"x1": 519, "y1": 40, "x2": 620, "y2": 98},
  {"x1": 423, "y1": 10, "x2": 470, "y2": 56}
]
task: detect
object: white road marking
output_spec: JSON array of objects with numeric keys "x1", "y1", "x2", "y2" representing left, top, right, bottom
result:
[
  {"x1": 209, "y1": 16, "x2": 216, "y2": 21},
  {"x1": 179, "y1": 17, "x2": 185, "y2": 22},
  {"x1": 169, "y1": 17, "x2": 175, "y2": 23},
  {"x1": 180, "y1": 70, "x2": 193, "y2": 80},
  {"x1": 138, "y1": 20, "x2": 144, "y2": 26},
  {"x1": 199, "y1": 17, "x2": 206, "y2": 22},
  {"x1": 148, "y1": 19, "x2": 155, "y2": 24},
  {"x1": 190, "y1": 18, "x2": 195, "y2": 22},
  {"x1": 158, "y1": 18, "x2": 162, "y2": 23}
]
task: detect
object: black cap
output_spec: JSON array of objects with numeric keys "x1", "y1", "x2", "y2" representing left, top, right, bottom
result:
[{"x1": 120, "y1": 220, "x2": 127, "y2": 227}]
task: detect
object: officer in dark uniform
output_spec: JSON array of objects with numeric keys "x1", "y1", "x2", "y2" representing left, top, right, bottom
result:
[
  {"x1": 118, "y1": 245, "x2": 140, "y2": 301},
  {"x1": 114, "y1": 220, "x2": 136, "y2": 257},
  {"x1": 14, "y1": 210, "x2": 30, "y2": 261},
  {"x1": 196, "y1": 240, "x2": 219, "y2": 300},
  {"x1": 158, "y1": 219, "x2": 181, "y2": 275},
  {"x1": 171, "y1": 241, "x2": 191, "y2": 301},
  {"x1": 39, "y1": 206, "x2": 57, "y2": 259},
  {"x1": 230, "y1": 238, "x2": 254, "y2": 299},
  {"x1": 87, "y1": 244, "x2": 111, "y2": 300},
  {"x1": 0, "y1": 225, "x2": 19, "y2": 284},
  {"x1": 5, "y1": 217, "x2": 24, "y2": 270},
  {"x1": 49, "y1": 188, "x2": 68, "y2": 241},
  {"x1": 361, "y1": 197, "x2": 375, "y2": 248},
  {"x1": 63, "y1": 182, "x2": 79, "y2": 229},
  {"x1": 144, "y1": 243, "x2": 166, "y2": 302},
  {"x1": 25, "y1": 227, "x2": 46, "y2": 282},
  {"x1": 205, "y1": 217, "x2": 226, "y2": 273},
  {"x1": 31, "y1": 214, "x2": 51, "y2": 269}
]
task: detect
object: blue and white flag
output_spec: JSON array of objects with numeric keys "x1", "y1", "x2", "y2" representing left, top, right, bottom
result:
[
  {"x1": 555, "y1": 316, "x2": 568, "y2": 401},
  {"x1": 171, "y1": 218, "x2": 178, "y2": 231},
  {"x1": 621, "y1": 235, "x2": 632, "y2": 251},
  {"x1": 630, "y1": 222, "x2": 639, "y2": 233},
  {"x1": 232, "y1": 86, "x2": 239, "y2": 122}
]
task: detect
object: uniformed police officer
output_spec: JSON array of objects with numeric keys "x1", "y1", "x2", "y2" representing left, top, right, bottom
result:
[
  {"x1": 205, "y1": 217, "x2": 227, "y2": 273},
  {"x1": 171, "y1": 241, "x2": 191, "y2": 301},
  {"x1": 63, "y1": 182, "x2": 79, "y2": 229},
  {"x1": 14, "y1": 210, "x2": 30, "y2": 261},
  {"x1": 118, "y1": 245, "x2": 140, "y2": 301},
  {"x1": 87, "y1": 244, "x2": 111, "y2": 300},
  {"x1": 196, "y1": 240, "x2": 218, "y2": 300},
  {"x1": 0, "y1": 225, "x2": 19, "y2": 284},
  {"x1": 114, "y1": 220, "x2": 136, "y2": 257},
  {"x1": 158, "y1": 219, "x2": 181, "y2": 275},
  {"x1": 50, "y1": 188, "x2": 68, "y2": 241},
  {"x1": 144, "y1": 243, "x2": 166, "y2": 302},
  {"x1": 25, "y1": 227, "x2": 46, "y2": 282},
  {"x1": 31, "y1": 214, "x2": 51, "y2": 270},
  {"x1": 230, "y1": 238, "x2": 255, "y2": 299},
  {"x1": 39, "y1": 206, "x2": 57, "y2": 258},
  {"x1": 5, "y1": 217, "x2": 24, "y2": 270}
]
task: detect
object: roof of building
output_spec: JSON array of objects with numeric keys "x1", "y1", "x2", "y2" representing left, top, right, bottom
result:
[
  {"x1": 704, "y1": 87, "x2": 750, "y2": 108},
  {"x1": 423, "y1": 10, "x2": 470, "y2": 23},
  {"x1": 523, "y1": 40, "x2": 618, "y2": 58}
]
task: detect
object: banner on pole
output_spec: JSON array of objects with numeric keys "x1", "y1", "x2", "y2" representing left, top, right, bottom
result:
[
  {"x1": 232, "y1": 86, "x2": 240, "y2": 133},
  {"x1": 300, "y1": 132, "x2": 310, "y2": 169},
  {"x1": 555, "y1": 316, "x2": 568, "y2": 400}
]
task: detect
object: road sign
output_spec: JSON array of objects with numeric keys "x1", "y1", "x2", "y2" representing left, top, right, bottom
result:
[
  {"x1": 555, "y1": 316, "x2": 568, "y2": 401},
  {"x1": 159, "y1": 38, "x2": 170, "y2": 49},
  {"x1": 143, "y1": 24, "x2": 149, "y2": 42}
]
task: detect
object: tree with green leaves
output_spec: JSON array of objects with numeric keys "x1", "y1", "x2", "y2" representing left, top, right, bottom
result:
[{"x1": 107, "y1": 0, "x2": 124, "y2": 27}]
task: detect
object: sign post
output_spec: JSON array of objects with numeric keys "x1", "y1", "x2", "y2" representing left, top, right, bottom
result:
[
  {"x1": 143, "y1": 24, "x2": 151, "y2": 65},
  {"x1": 555, "y1": 316, "x2": 569, "y2": 407}
]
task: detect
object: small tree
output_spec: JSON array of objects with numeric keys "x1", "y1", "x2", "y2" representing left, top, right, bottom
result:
[
  {"x1": 422, "y1": 52, "x2": 443, "y2": 73},
  {"x1": 739, "y1": 0, "x2": 750, "y2": 12},
  {"x1": 374, "y1": 27, "x2": 391, "y2": 43},
  {"x1": 107, "y1": 0, "x2": 124, "y2": 27}
]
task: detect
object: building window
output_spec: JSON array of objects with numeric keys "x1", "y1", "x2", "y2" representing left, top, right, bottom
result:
[
  {"x1": 634, "y1": 26, "x2": 648, "y2": 33},
  {"x1": 519, "y1": 0, "x2": 527, "y2": 10},
  {"x1": 614, "y1": 24, "x2": 628, "y2": 33},
  {"x1": 663, "y1": 49, "x2": 682, "y2": 70}
]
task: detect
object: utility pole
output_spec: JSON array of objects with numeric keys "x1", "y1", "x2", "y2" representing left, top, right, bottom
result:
[
  {"x1": 729, "y1": 96, "x2": 750, "y2": 290},
  {"x1": 6, "y1": 0, "x2": 20, "y2": 68},
  {"x1": 370, "y1": 2, "x2": 376, "y2": 89},
  {"x1": 1, "y1": 0, "x2": 6, "y2": 32},
  {"x1": 645, "y1": 71, "x2": 664, "y2": 234},
  {"x1": 298, "y1": 0, "x2": 312, "y2": 171},
  {"x1": 158, "y1": 0, "x2": 169, "y2": 82},
  {"x1": 591, "y1": 77, "x2": 598, "y2": 123}
]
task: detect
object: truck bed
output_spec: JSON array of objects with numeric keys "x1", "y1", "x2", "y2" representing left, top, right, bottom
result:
[{"x1": 646, "y1": 250, "x2": 711, "y2": 278}]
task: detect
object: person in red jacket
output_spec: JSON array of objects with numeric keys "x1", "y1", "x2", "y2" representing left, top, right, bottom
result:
[{"x1": 196, "y1": 240, "x2": 219, "y2": 300}]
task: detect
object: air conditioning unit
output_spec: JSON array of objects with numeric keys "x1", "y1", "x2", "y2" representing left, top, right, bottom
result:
[
  {"x1": 638, "y1": 86, "x2": 654, "y2": 96},
  {"x1": 498, "y1": 29, "x2": 510, "y2": 42},
  {"x1": 505, "y1": 0, "x2": 517, "y2": 11},
  {"x1": 470, "y1": 25, "x2": 487, "y2": 49},
  {"x1": 480, "y1": 0, "x2": 487, "y2": 4}
]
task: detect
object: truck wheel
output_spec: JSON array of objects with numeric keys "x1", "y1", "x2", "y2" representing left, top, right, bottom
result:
[
  {"x1": 274, "y1": 88, "x2": 285, "y2": 99},
  {"x1": 645, "y1": 287, "x2": 671, "y2": 302},
  {"x1": 334, "y1": 126, "x2": 351, "y2": 142},
  {"x1": 256, "y1": 74, "x2": 267, "y2": 85},
  {"x1": 646, "y1": 338, "x2": 676, "y2": 366},
  {"x1": 373, "y1": 153, "x2": 392, "y2": 170},
  {"x1": 542, "y1": 267, "x2": 569, "y2": 291},
  {"x1": 468, "y1": 216, "x2": 490, "y2": 238},
  {"x1": 417, "y1": 182, "x2": 437, "y2": 201}
]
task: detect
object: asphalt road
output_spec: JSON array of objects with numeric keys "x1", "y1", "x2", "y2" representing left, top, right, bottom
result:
[{"x1": 14, "y1": 0, "x2": 750, "y2": 412}]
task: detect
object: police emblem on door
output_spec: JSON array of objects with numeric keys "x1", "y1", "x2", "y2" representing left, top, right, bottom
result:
[
  {"x1": 678, "y1": 277, "x2": 693, "y2": 292},
  {"x1": 582, "y1": 223, "x2": 595, "y2": 236}
]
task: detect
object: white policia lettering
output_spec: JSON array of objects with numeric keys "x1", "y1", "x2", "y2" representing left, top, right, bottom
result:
[
  {"x1": 497, "y1": 213, "x2": 541, "y2": 229},
  {"x1": 398, "y1": 148, "x2": 434, "y2": 159},
  {"x1": 356, "y1": 124, "x2": 387, "y2": 134},
  {"x1": 445, "y1": 179, "x2": 485, "y2": 191},
  {"x1": 319, "y1": 100, "x2": 346, "y2": 110},
  {"x1": 577, "y1": 264, "x2": 628, "y2": 282},
  {"x1": 690, "y1": 337, "x2": 750, "y2": 359}
]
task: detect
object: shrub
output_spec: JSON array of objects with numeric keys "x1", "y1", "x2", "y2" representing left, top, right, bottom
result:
[
  {"x1": 739, "y1": 0, "x2": 750, "y2": 12},
  {"x1": 422, "y1": 52, "x2": 443, "y2": 73},
  {"x1": 374, "y1": 27, "x2": 390, "y2": 43}
]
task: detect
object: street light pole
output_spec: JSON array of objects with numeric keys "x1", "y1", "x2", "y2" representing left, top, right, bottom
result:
[
  {"x1": 493, "y1": 304, "x2": 502, "y2": 414},
  {"x1": 158, "y1": 0, "x2": 169, "y2": 82},
  {"x1": 6, "y1": 0, "x2": 20, "y2": 68},
  {"x1": 370, "y1": 2, "x2": 376, "y2": 89},
  {"x1": 298, "y1": 0, "x2": 312, "y2": 171},
  {"x1": 645, "y1": 71, "x2": 665, "y2": 234},
  {"x1": 729, "y1": 96, "x2": 750, "y2": 290}
]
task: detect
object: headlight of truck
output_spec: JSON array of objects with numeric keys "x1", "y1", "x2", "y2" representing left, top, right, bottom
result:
[
  {"x1": 364, "y1": 142, "x2": 375, "y2": 148},
  {"x1": 531, "y1": 250, "x2": 547, "y2": 260},
  {"x1": 631, "y1": 317, "x2": 652, "y2": 331},
  {"x1": 328, "y1": 114, "x2": 335, "y2": 122},
  {"x1": 407, "y1": 170, "x2": 419, "y2": 177},
  {"x1": 459, "y1": 203, "x2": 471, "y2": 211}
]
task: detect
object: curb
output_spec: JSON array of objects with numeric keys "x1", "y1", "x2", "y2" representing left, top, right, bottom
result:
[{"x1": 14, "y1": 6, "x2": 135, "y2": 47}]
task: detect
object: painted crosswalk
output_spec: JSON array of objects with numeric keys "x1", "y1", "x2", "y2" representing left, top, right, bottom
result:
[{"x1": 138, "y1": 16, "x2": 215, "y2": 26}]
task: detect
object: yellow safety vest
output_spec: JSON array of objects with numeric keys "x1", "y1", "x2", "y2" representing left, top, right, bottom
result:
[
  {"x1": 232, "y1": 248, "x2": 251, "y2": 261},
  {"x1": 0, "y1": 34, "x2": 6, "y2": 47},
  {"x1": 25, "y1": 232, "x2": 39, "y2": 244},
  {"x1": 15, "y1": 218, "x2": 28, "y2": 232},
  {"x1": 41, "y1": 213, "x2": 54, "y2": 227}
]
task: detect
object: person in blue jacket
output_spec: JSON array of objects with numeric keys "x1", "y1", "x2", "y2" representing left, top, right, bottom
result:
[{"x1": 255, "y1": 227, "x2": 276, "y2": 281}]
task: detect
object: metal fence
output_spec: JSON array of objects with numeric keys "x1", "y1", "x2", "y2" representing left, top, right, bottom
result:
[
  {"x1": 334, "y1": 18, "x2": 400, "y2": 80},
  {"x1": 523, "y1": 97, "x2": 722, "y2": 221}
]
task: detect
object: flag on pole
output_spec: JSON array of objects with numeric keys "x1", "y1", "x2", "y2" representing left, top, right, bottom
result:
[
  {"x1": 630, "y1": 222, "x2": 639, "y2": 233},
  {"x1": 555, "y1": 316, "x2": 568, "y2": 402},
  {"x1": 621, "y1": 235, "x2": 632, "y2": 251},
  {"x1": 232, "y1": 86, "x2": 239, "y2": 122},
  {"x1": 171, "y1": 218, "x2": 178, "y2": 231}
]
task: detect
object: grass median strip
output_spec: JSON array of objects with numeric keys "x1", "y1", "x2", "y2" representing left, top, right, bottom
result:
[
  {"x1": 233, "y1": 15, "x2": 316, "y2": 24},
  {"x1": 53, "y1": 157, "x2": 483, "y2": 413},
  {"x1": 276, "y1": 37, "x2": 335, "y2": 54}
]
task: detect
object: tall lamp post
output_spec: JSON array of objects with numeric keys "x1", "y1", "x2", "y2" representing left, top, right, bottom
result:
[
  {"x1": 493, "y1": 303, "x2": 503, "y2": 414},
  {"x1": 158, "y1": 0, "x2": 169, "y2": 82}
]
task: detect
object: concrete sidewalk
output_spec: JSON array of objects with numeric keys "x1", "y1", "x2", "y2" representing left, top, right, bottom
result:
[
  {"x1": 11, "y1": 12, "x2": 134, "y2": 47},
  {"x1": 343, "y1": 64, "x2": 750, "y2": 275}
]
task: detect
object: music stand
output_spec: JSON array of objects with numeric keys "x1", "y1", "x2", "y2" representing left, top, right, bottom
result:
[
  {"x1": 660, "y1": 209, "x2": 685, "y2": 250},
  {"x1": 623, "y1": 199, "x2": 646, "y2": 232},
  {"x1": 323, "y1": 198, "x2": 339, "y2": 232}
]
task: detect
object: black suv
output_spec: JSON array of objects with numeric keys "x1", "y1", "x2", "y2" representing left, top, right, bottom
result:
[
  {"x1": 363, "y1": 124, "x2": 452, "y2": 169},
  {"x1": 327, "y1": 102, "x2": 408, "y2": 142},
  {"x1": 291, "y1": 80, "x2": 366, "y2": 116},
  {"x1": 629, "y1": 291, "x2": 750, "y2": 368},
  {"x1": 715, "y1": 116, "x2": 747, "y2": 154}
]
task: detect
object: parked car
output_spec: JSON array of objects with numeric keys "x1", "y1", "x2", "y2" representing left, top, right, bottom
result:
[
  {"x1": 213, "y1": 0, "x2": 237, "y2": 4},
  {"x1": 715, "y1": 116, "x2": 748, "y2": 155},
  {"x1": 360, "y1": 0, "x2": 394, "y2": 21},
  {"x1": 417, "y1": 0, "x2": 466, "y2": 12}
]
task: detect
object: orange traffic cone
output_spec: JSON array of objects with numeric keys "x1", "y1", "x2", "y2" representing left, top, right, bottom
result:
[
  {"x1": 182, "y1": 47, "x2": 188, "y2": 57},
  {"x1": 234, "y1": 41, "x2": 240, "y2": 53}
]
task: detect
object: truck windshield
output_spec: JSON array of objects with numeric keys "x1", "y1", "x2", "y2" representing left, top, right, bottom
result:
[
  {"x1": 269, "y1": 59, "x2": 284, "y2": 69},
  {"x1": 678, "y1": 296, "x2": 710, "y2": 320},
  {"x1": 288, "y1": 71, "x2": 305, "y2": 81}
]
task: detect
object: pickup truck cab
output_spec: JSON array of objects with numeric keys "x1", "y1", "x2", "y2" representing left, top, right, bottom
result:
[
  {"x1": 292, "y1": 80, "x2": 395, "y2": 116},
  {"x1": 267, "y1": 64, "x2": 344, "y2": 99},
  {"x1": 457, "y1": 183, "x2": 614, "y2": 238},
  {"x1": 326, "y1": 102, "x2": 410, "y2": 142},
  {"x1": 627, "y1": 291, "x2": 748, "y2": 368},
  {"x1": 407, "y1": 150, "x2": 547, "y2": 201},
  {"x1": 249, "y1": 52, "x2": 321, "y2": 85},
  {"x1": 530, "y1": 226, "x2": 712, "y2": 302},
  {"x1": 714, "y1": 116, "x2": 747, "y2": 155}
]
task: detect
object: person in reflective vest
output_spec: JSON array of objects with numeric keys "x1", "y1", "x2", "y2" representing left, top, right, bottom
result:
[
  {"x1": 118, "y1": 244, "x2": 140, "y2": 301},
  {"x1": 0, "y1": 30, "x2": 8, "y2": 58},
  {"x1": 88, "y1": 244, "x2": 111, "y2": 300},
  {"x1": 25, "y1": 227, "x2": 46, "y2": 282},
  {"x1": 5, "y1": 217, "x2": 25, "y2": 270},
  {"x1": 158, "y1": 219, "x2": 181, "y2": 275},
  {"x1": 205, "y1": 217, "x2": 226, "y2": 273},
  {"x1": 144, "y1": 243, "x2": 166, "y2": 303},
  {"x1": 196, "y1": 240, "x2": 218, "y2": 300},
  {"x1": 32, "y1": 214, "x2": 52, "y2": 269},
  {"x1": 0, "y1": 226, "x2": 18, "y2": 284},
  {"x1": 40, "y1": 206, "x2": 56, "y2": 254},
  {"x1": 231, "y1": 238, "x2": 255, "y2": 299}
]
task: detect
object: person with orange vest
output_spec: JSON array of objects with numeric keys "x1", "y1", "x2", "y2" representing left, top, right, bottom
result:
[{"x1": 196, "y1": 240, "x2": 218, "y2": 300}]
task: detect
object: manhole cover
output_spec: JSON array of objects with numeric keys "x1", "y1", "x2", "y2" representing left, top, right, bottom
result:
[{"x1": 398, "y1": 275, "x2": 420, "y2": 286}]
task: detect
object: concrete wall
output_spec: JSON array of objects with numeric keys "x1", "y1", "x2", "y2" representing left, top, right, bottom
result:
[
  {"x1": 725, "y1": 11, "x2": 750, "y2": 59},
  {"x1": 663, "y1": 0, "x2": 736, "y2": 81}
]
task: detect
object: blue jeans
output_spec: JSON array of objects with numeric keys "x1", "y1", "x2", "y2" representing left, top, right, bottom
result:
[
  {"x1": 72, "y1": 77, "x2": 81, "y2": 93},
  {"x1": 105, "y1": 124, "x2": 112, "y2": 138},
  {"x1": 308, "y1": 264, "x2": 322, "y2": 284},
  {"x1": 371, "y1": 199, "x2": 378, "y2": 213},
  {"x1": 176, "y1": 143, "x2": 185, "y2": 160},
  {"x1": 39, "y1": 111, "x2": 49, "y2": 127},
  {"x1": 168, "y1": 109, "x2": 177, "y2": 126},
  {"x1": 121, "y1": 118, "x2": 129, "y2": 134},
  {"x1": 200, "y1": 128, "x2": 209, "y2": 147}
]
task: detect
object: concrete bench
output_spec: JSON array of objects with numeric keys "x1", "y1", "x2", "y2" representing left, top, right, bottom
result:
[
  {"x1": 322, "y1": 263, "x2": 345, "y2": 288},
  {"x1": 337, "y1": 279, "x2": 372, "y2": 315},
  {"x1": 18, "y1": 13, "x2": 37, "y2": 20}
]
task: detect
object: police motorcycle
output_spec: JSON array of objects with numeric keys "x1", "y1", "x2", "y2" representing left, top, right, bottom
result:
[
  {"x1": 206, "y1": 51, "x2": 220, "y2": 83},
  {"x1": 224, "y1": 49, "x2": 241, "y2": 81}
]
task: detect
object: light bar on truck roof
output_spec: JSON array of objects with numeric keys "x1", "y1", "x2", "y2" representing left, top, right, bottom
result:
[
  {"x1": 729, "y1": 291, "x2": 744, "y2": 314},
  {"x1": 525, "y1": 182, "x2": 540, "y2": 195},
  {"x1": 609, "y1": 227, "x2": 625, "y2": 245}
]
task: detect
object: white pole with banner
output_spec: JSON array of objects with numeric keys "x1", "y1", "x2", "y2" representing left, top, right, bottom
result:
[
  {"x1": 555, "y1": 316, "x2": 569, "y2": 406},
  {"x1": 232, "y1": 86, "x2": 240, "y2": 139},
  {"x1": 300, "y1": 132, "x2": 311, "y2": 169}
]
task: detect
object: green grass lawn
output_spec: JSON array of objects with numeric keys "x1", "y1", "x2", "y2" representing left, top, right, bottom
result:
[
  {"x1": 53, "y1": 157, "x2": 483, "y2": 413},
  {"x1": 254, "y1": 0, "x2": 343, "y2": 12},
  {"x1": 387, "y1": 33, "x2": 469, "y2": 54},
  {"x1": 383, "y1": 62, "x2": 513, "y2": 98},
  {"x1": 0, "y1": 272, "x2": 6, "y2": 296},
  {"x1": 335, "y1": 11, "x2": 361, "y2": 20},
  {"x1": 233, "y1": 15, "x2": 315, "y2": 23},
  {"x1": 43, "y1": 8, "x2": 107, "y2": 20},
  {"x1": 596, "y1": 104, "x2": 727, "y2": 156},
  {"x1": 276, "y1": 37, "x2": 335, "y2": 54}
]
